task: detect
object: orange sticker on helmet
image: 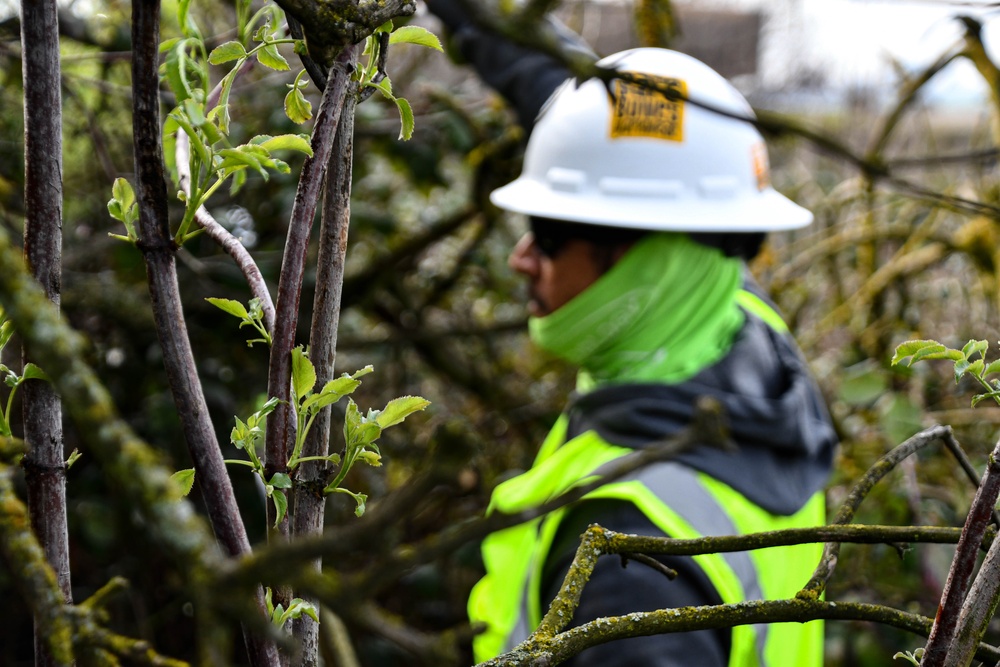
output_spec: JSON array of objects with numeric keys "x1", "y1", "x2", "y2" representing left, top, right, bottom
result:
[
  {"x1": 752, "y1": 142, "x2": 770, "y2": 191},
  {"x1": 609, "y1": 75, "x2": 686, "y2": 142}
]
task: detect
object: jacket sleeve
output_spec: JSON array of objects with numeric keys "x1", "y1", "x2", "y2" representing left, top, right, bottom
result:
[
  {"x1": 541, "y1": 499, "x2": 730, "y2": 667},
  {"x1": 425, "y1": 0, "x2": 576, "y2": 131}
]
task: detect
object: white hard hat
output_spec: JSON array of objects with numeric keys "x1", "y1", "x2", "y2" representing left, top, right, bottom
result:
[{"x1": 490, "y1": 48, "x2": 813, "y2": 232}]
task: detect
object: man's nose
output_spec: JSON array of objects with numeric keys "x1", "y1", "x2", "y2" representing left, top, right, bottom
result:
[{"x1": 508, "y1": 233, "x2": 540, "y2": 276}]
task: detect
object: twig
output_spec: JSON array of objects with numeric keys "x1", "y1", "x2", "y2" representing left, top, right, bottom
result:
[
  {"x1": 286, "y1": 15, "x2": 328, "y2": 90},
  {"x1": 803, "y1": 425, "x2": 955, "y2": 597},
  {"x1": 619, "y1": 553, "x2": 678, "y2": 580},
  {"x1": 174, "y1": 130, "x2": 275, "y2": 333}
]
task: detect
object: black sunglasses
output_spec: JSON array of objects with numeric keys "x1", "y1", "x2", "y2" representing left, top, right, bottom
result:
[{"x1": 529, "y1": 217, "x2": 648, "y2": 258}]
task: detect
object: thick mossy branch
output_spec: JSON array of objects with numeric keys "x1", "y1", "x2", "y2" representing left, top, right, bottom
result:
[
  {"x1": 273, "y1": 0, "x2": 416, "y2": 54},
  {"x1": 0, "y1": 224, "x2": 226, "y2": 615},
  {"x1": 0, "y1": 463, "x2": 74, "y2": 665},
  {"x1": 0, "y1": 435, "x2": 26, "y2": 463},
  {"x1": 483, "y1": 599, "x2": 1000, "y2": 667}
]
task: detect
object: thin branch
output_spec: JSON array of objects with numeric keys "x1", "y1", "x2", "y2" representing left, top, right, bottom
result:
[
  {"x1": 291, "y1": 44, "x2": 361, "y2": 667},
  {"x1": 130, "y1": 4, "x2": 276, "y2": 665},
  {"x1": 263, "y1": 46, "x2": 356, "y2": 535},
  {"x1": 803, "y1": 425, "x2": 955, "y2": 597},
  {"x1": 174, "y1": 131, "x2": 275, "y2": 333}
]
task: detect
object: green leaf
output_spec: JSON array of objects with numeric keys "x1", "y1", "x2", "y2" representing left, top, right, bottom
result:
[
  {"x1": 972, "y1": 390, "x2": 1000, "y2": 408},
  {"x1": 171, "y1": 468, "x2": 196, "y2": 497},
  {"x1": 291, "y1": 346, "x2": 317, "y2": 400},
  {"x1": 349, "y1": 420, "x2": 382, "y2": 449},
  {"x1": 963, "y1": 339, "x2": 989, "y2": 360},
  {"x1": 282, "y1": 599, "x2": 319, "y2": 624},
  {"x1": 183, "y1": 98, "x2": 206, "y2": 126},
  {"x1": 269, "y1": 472, "x2": 292, "y2": 489},
  {"x1": 209, "y1": 41, "x2": 247, "y2": 65},
  {"x1": 913, "y1": 346, "x2": 963, "y2": 363},
  {"x1": 112, "y1": 177, "x2": 135, "y2": 210},
  {"x1": 328, "y1": 487, "x2": 369, "y2": 517},
  {"x1": 356, "y1": 450, "x2": 382, "y2": 467},
  {"x1": 257, "y1": 134, "x2": 314, "y2": 157},
  {"x1": 892, "y1": 339, "x2": 944, "y2": 366},
  {"x1": 164, "y1": 39, "x2": 196, "y2": 104},
  {"x1": 218, "y1": 148, "x2": 267, "y2": 179},
  {"x1": 284, "y1": 87, "x2": 313, "y2": 124},
  {"x1": 271, "y1": 490, "x2": 288, "y2": 527},
  {"x1": 375, "y1": 396, "x2": 430, "y2": 429},
  {"x1": 65, "y1": 448, "x2": 81, "y2": 470},
  {"x1": 20, "y1": 363, "x2": 49, "y2": 383},
  {"x1": 257, "y1": 43, "x2": 290, "y2": 71},
  {"x1": 0, "y1": 321, "x2": 12, "y2": 352},
  {"x1": 206, "y1": 297, "x2": 249, "y2": 320},
  {"x1": 388, "y1": 25, "x2": 443, "y2": 51},
  {"x1": 353, "y1": 493, "x2": 367, "y2": 517},
  {"x1": 394, "y1": 96, "x2": 415, "y2": 140},
  {"x1": 177, "y1": 0, "x2": 198, "y2": 37},
  {"x1": 985, "y1": 359, "x2": 1000, "y2": 377}
]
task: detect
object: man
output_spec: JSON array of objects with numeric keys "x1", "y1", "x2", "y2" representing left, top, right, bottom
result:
[{"x1": 428, "y1": 4, "x2": 839, "y2": 665}]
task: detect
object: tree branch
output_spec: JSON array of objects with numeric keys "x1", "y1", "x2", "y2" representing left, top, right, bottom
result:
[
  {"x1": 20, "y1": 2, "x2": 71, "y2": 665},
  {"x1": 291, "y1": 44, "x2": 361, "y2": 667},
  {"x1": 0, "y1": 461, "x2": 74, "y2": 665},
  {"x1": 925, "y1": 432, "x2": 1000, "y2": 666},
  {"x1": 803, "y1": 425, "x2": 956, "y2": 598},
  {"x1": 130, "y1": 4, "x2": 277, "y2": 664},
  {"x1": 263, "y1": 46, "x2": 357, "y2": 537},
  {"x1": 174, "y1": 130, "x2": 276, "y2": 333}
]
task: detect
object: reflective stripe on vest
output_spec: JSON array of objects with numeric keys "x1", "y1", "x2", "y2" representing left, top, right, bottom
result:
[{"x1": 469, "y1": 431, "x2": 825, "y2": 666}]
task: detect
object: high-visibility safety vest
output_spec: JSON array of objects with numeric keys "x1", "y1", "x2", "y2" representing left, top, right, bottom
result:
[{"x1": 468, "y1": 417, "x2": 826, "y2": 665}]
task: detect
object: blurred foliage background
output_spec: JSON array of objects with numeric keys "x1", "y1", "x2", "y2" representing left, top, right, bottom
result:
[{"x1": 3, "y1": 0, "x2": 1000, "y2": 665}]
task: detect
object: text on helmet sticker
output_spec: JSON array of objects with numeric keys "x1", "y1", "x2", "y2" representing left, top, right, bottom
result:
[{"x1": 609, "y1": 74, "x2": 686, "y2": 142}]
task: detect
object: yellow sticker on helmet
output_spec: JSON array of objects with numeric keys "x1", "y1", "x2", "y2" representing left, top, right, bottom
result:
[{"x1": 609, "y1": 75, "x2": 686, "y2": 142}]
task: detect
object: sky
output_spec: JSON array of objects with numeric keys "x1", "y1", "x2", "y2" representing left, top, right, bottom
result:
[{"x1": 736, "y1": 0, "x2": 1000, "y2": 105}]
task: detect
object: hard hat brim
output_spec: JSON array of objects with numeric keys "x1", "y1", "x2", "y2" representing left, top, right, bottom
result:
[{"x1": 490, "y1": 176, "x2": 814, "y2": 232}]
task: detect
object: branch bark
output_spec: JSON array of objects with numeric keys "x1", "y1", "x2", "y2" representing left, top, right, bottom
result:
[
  {"x1": 263, "y1": 48, "x2": 356, "y2": 536},
  {"x1": 0, "y1": 460, "x2": 74, "y2": 665},
  {"x1": 291, "y1": 45, "x2": 360, "y2": 667},
  {"x1": 129, "y1": 4, "x2": 278, "y2": 665},
  {"x1": 20, "y1": 2, "x2": 71, "y2": 666},
  {"x1": 926, "y1": 433, "x2": 1000, "y2": 666}
]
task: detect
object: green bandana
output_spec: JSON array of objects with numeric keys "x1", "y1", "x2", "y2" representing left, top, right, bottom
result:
[{"x1": 528, "y1": 233, "x2": 744, "y2": 390}]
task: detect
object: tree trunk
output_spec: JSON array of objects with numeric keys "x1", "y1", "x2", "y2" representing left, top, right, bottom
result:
[{"x1": 20, "y1": 2, "x2": 71, "y2": 665}]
